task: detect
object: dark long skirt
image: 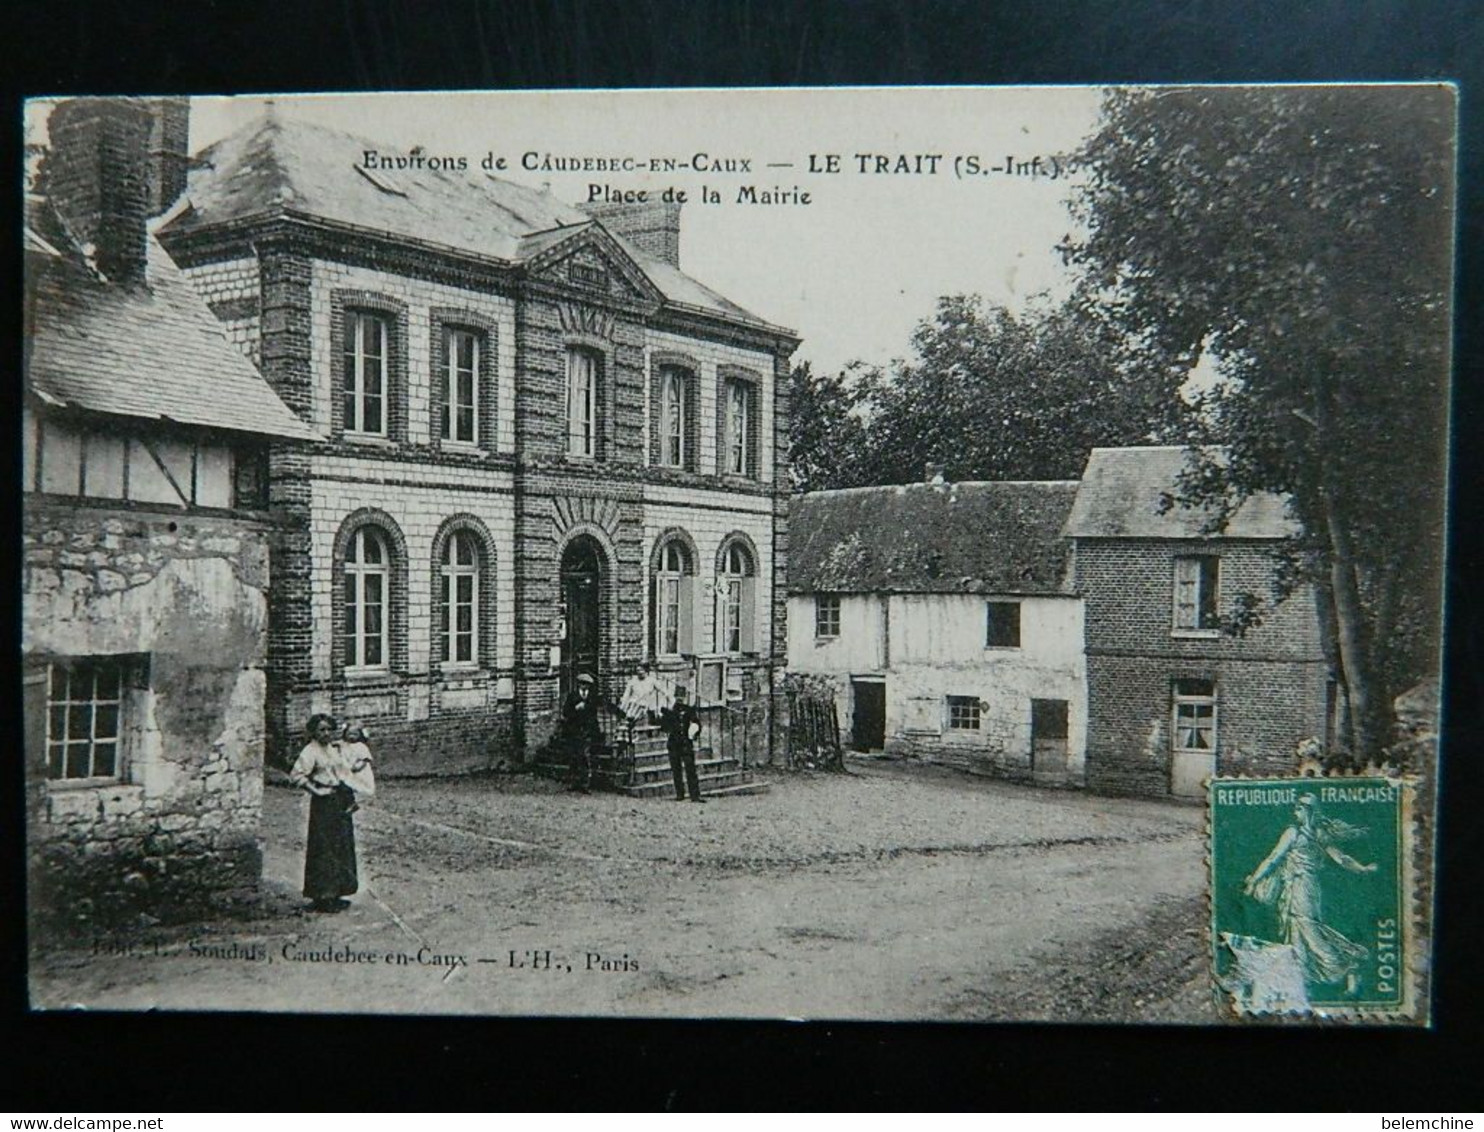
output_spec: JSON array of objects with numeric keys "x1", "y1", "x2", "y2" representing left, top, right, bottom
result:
[{"x1": 304, "y1": 786, "x2": 358, "y2": 900}]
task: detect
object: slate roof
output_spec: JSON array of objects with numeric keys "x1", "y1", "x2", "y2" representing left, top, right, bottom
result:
[
  {"x1": 161, "y1": 114, "x2": 786, "y2": 333},
  {"x1": 1063, "y1": 446, "x2": 1299, "y2": 540},
  {"x1": 788, "y1": 480, "x2": 1080, "y2": 596},
  {"x1": 25, "y1": 197, "x2": 320, "y2": 442}
]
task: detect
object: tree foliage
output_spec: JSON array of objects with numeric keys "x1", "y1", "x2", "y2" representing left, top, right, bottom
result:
[
  {"x1": 788, "y1": 296, "x2": 1187, "y2": 492},
  {"x1": 1062, "y1": 86, "x2": 1454, "y2": 756}
]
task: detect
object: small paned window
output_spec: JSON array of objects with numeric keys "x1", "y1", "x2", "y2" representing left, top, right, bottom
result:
[
  {"x1": 46, "y1": 659, "x2": 126, "y2": 781},
  {"x1": 1173, "y1": 677, "x2": 1217, "y2": 752},
  {"x1": 815, "y1": 594, "x2": 841, "y2": 639},
  {"x1": 947, "y1": 695, "x2": 982, "y2": 731},
  {"x1": 1173, "y1": 555, "x2": 1221, "y2": 633},
  {"x1": 985, "y1": 601, "x2": 1022, "y2": 648}
]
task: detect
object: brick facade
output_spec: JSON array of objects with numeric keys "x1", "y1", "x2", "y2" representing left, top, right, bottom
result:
[
  {"x1": 1073, "y1": 538, "x2": 1330, "y2": 796},
  {"x1": 164, "y1": 219, "x2": 797, "y2": 775}
]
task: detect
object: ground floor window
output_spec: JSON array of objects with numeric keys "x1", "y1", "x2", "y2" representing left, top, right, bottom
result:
[
  {"x1": 1172, "y1": 677, "x2": 1217, "y2": 752},
  {"x1": 45, "y1": 657, "x2": 134, "y2": 782},
  {"x1": 947, "y1": 695, "x2": 982, "y2": 731}
]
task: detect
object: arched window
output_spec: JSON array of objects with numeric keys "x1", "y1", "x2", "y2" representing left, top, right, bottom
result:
[
  {"x1": 660, "y1": 366, "x2": 687, "y2": 468},
  {"x1": 717, "y1": 540, "x2": 756, "y2": 654},
  {"x1": 437, "y1": 530, "x2": 480, "y2": 666},
  {"x1": 653, "y1": 539, "x2": 694, "y2": 657},
  {"x1": 344, "y1": 527, "x2": 390, "y2": 670}
]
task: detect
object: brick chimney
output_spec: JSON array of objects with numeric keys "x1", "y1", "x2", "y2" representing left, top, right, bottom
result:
[
  {"x1": 43, "y1": 98, "x2": 153, "y2": 286},
  {"x1": 579, "y1": 199, "x2": 682, "y2": 269},
  {"x1": 146, "y1": 97, "x2": 190, "y2": 217}
]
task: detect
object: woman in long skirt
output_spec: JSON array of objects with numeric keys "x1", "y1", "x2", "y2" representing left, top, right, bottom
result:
[{"x1": 289, "y1": 714, "x2": 359, "y2": 912}]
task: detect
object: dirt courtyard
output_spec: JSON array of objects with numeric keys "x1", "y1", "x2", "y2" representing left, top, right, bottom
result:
[{"x1": 30, "y1": 761, "x2": 1218, "y2": 1022}]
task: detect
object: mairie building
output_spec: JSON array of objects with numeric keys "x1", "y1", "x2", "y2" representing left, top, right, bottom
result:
[{"x1": 155, "y1": 108, "x2": 799, "y2": 774}]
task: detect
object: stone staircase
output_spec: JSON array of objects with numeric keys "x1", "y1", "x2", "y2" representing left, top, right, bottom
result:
[{"x1": 535, "y1": 719, "x2": 769, "y2": 799}]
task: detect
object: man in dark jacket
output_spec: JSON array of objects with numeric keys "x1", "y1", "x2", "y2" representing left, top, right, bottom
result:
[
  {"x1": 558, "y1": 672, "x2": 604, "y2": 793},
  {"x1": 654, "y1": 685, "x2": 705, "y2": 803}
]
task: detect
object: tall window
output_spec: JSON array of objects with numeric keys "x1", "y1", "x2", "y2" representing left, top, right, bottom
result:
[
  {"x1": 344, "y1": 527, "x2": 389, "y2": 670},
  {"x1": 566, "y1": 348, "x2": 598, "y2": 457},
  {"x1": 654, "y1": 540, "x2": 693, "y2": 657},
  {"x1": 718, "y1": 541, "x2": 755, "y2": 654},
  {"x1": 660, "y1": 367, "x2": 687, "y2": 468},
  {"x1": 1173, "y1": 678, "x2": 1217, "y2": 752},
  {"x1": 724, "y1": 377, "x2": 751, "y2": 476},
  {"x1": 985, "y1": 601, "x2": 1022, "y2": 648},
  {"x1": 437, "y1": 531, "x2": 480, "y2": 666},
  {"x1": 442, "y1": 328, "x2": 479, "y2": 445},
  {"x1": 1173, "y1": 554, "x2": 1220, "y2": 633},
  {"x1": 815, "y1": 593, "x2": 841, "y2": 639},
  {"x1": 46, "y1": 659, "x2": 125, "y2": 781},
  {"x1": 344, "y1": 311, "x2": 389, "y2": 436}
]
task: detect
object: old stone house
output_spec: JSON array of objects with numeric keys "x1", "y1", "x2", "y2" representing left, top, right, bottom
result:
[
  {"x1": 154, "y1": 110, "x2": 799, "y2": 774},
  {"x1": 23, "y1": 98, "x2": 319, "y2": 930},
  {"x1": 1065, "y1": 446, "x2": 1330, "y2": 797},
  {"x1": 788, "y1": 448, "x2": 1331, "y2": 798},
  {"x1": 787, "y1": 477, "x2": 1088, "y2": 785}
]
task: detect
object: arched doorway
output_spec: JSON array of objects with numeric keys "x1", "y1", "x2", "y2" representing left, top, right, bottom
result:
[{"x1": 558, "y1": 534, "x2": 605, "y2": 700}]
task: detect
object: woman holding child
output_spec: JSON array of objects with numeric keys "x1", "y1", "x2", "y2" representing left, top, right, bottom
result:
[{"x1": 289, "y1": 714, "x2": 374, "y2": 913}]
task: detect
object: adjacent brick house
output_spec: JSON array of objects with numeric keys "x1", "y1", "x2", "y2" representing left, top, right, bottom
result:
[
  {"x1": 787, "y1": 477, "x2": 1088, "y2": 785},
  {"x1": 23, "y1": 98, "x2": 319, "y2": 931},
  {"x1": 787, "y1": 448, "x2": 1331, "y2": 798},
  {"x1": 1065, "y1": 447, "x2": 1331, "y2": 797},
  {"x1": 155, "y1": 111, "x2": 799, "y2": 774}
]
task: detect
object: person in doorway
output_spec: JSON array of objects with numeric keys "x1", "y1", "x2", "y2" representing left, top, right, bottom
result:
[
  {"x1": 558, "y1": 672, "x2": 605, "y2": 793},
  {"x1": 289, "y1": 713, "x2": 359, "y2": 912},
  {"x1": 654, "y1": 685, "x2": 705, "y2": 803}
]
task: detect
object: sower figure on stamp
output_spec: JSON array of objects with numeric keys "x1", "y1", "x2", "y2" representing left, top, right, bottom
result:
[
  {"x1": 654, "y1": 685, "x2": 705, "y2": 803},
  {"x1": 558, "y1": 672, "x2": 605, "y2": 794}
]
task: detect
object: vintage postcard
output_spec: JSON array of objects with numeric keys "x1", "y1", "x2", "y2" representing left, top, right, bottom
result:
[{"x1": 21, "y1": 85, "x2": 1452, "y2": 1022}]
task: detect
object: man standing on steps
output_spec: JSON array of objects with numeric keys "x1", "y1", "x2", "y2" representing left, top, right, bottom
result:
[{"x1": 654, "y1": 685, "x2": 705, "y2": 803}]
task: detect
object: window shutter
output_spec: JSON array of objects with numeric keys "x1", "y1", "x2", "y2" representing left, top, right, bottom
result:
[
  {"x1": 740, "y1": 576, "x2": 757, "y2": 653},
  {"x1": 678, "y1": 575, "x2": 695, "y2": 654}
]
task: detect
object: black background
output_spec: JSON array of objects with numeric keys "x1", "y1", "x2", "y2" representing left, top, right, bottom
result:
[{"x1": 3, "y1": 0, "x2": 1481, "y2": 1112}]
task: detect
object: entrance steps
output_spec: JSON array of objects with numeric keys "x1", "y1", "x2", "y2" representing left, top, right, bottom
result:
[{"x1": 532, "y1": 720, "x2": 768, "y2": 798}]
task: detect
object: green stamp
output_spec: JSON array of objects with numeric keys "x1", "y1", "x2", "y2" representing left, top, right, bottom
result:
[{"x1": 1209, "y1": 777, "x2": 1413, "y2": 1017}]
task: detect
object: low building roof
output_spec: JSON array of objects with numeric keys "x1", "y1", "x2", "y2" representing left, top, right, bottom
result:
[
  {"x1": 25, "y1": 199, "x2": 321, "y2": 443},
  {"x1": 160, "y1": 114, "x2": 787, "y2": 334},
  {"x1": 789, "y1": 480, "x2": 1080, "y2": 596},
  {"x1": 1063, "y1": 446, "x2": 1299, "y2": 540}
]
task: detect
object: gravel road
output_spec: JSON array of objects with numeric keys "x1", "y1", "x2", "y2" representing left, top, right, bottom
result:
[{"x1": 31, "y1": 761, "x2": 1216, "y2": 1022}]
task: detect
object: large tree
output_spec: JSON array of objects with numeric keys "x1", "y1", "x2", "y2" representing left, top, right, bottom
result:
[
  {"x1": 1063, "y1": 86, "x2": 1454, "y2": 759},
  {"x1": 789, "y1": 296, "x2": 1187, "y2": 491}
]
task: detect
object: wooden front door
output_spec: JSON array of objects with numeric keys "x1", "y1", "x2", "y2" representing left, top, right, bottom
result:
[
  {"x1": 559, "y1": 535, "x2": 603, "y2": 700},
  {"x1": 1031, "y1": 698, "x2": 1070, "y2": 784},
  {"x1": 851, "y1": 678, "x2": 885, "y2": 751}
]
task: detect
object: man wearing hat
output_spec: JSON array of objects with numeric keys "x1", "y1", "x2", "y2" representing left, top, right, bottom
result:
[
  {"x1": 558, "y1": 672, "x2": 605, "y2": 793},
  {"x1": 654, "y1": 685, "x2": 705, "y2": 803}
]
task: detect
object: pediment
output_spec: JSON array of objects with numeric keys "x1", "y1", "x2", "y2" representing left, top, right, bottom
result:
[{"x1": 525, "y1": 227, "x2": 663, "y2": 306}]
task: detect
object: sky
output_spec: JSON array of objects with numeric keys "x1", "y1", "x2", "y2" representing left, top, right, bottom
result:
[{"x1": 30, "y1": 89, "x2": 1106, "y2": 376}]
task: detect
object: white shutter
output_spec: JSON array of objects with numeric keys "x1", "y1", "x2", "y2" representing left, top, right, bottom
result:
[
  {"x1": 740, "y1": 575, "x2": 757, "y2": 654},
  {"x1": 678, "y1": 575, "x2": 695, "y2": 654}
]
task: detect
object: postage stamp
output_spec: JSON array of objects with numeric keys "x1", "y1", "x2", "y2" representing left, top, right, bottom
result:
[{"x1": 1209, "y1": 777, "x2": 1416, "y2": 1018}]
